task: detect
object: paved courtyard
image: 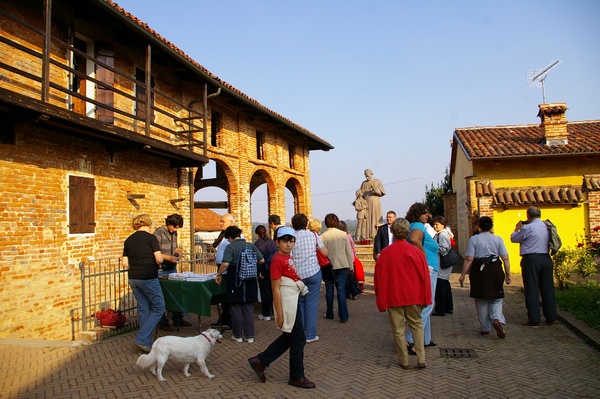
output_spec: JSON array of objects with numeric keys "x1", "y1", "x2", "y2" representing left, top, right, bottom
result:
[{"x1": 1, "y1": 268, "x2": 600, "y2": 399}]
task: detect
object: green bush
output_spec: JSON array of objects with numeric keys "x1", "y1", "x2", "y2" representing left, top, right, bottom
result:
[
  {"x1": 555, "y1": 280, "x2": 600, "y2": 330},
  {"x1": 552, "y1": 247, "x2": 598, "y2": 289}
]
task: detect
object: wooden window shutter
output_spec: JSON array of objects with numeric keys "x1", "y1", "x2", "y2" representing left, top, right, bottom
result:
[
  {"x1": 69, "y1": 176, "x2": 96, "y2": 234},
  {"x1": 96, "y1": 44, "x2": 115, "y2": 123}
]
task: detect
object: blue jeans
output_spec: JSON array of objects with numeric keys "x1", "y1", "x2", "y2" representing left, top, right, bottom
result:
[
  {"x1": 299, "y1": 269, "x2": 322, "y2": 340},
  {"x1": 129, "y1": 278, "x2": 165, "y2": 347},
  {"x1": 325, "y1": 268, "x2": 349, "y2": 322},
  {"x1": 407, "y1": 268, "x2": 438, "y2": 345}
]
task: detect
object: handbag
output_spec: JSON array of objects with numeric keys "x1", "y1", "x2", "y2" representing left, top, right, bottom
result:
[
  {"x1": 435, "y1": 232, "x2": 460, "y2": 268},
  {"x1": 346, "y1": 270, "x2": 362, "y2": 298},
  {"x1": 95, "y1": 309, "x2": 127, "y2": 328},
  {"x1": 440, "y1": 248, "x2": 460, "y2": 268},
  {"x1": 314, "y1": 232, "x2": 331, "y2": 267}
]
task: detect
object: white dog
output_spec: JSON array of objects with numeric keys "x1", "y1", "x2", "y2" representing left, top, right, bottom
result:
[{"x1": 136, "y1": 328, "x2": 222, "y2": 382}]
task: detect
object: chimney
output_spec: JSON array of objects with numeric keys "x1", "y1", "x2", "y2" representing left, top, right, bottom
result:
[{"x1": 538, "y1": 102, "x2": 568, "y2": 146}]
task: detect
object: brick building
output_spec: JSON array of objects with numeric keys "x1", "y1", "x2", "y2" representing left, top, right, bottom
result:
[
  {"x1": 449, "y1": 103, "x2": 600, "y2": 267},
  {"x1": 0, "y1": 0, "x2": 332, "y2": 340}
]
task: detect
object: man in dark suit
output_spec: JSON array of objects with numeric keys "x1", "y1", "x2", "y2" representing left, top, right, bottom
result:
[{"x1": 373, "y1": 211, "x2": 397, "y2": 261}]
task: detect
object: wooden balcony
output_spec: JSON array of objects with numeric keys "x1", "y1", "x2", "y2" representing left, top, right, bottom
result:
[{"x1": 0, "y1": 4, "x2": 209, "y2": 168}]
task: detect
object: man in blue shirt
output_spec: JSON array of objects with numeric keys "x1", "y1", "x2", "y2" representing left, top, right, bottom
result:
[{"x1": 510, "y1": 206, "x2": 557, "y2": 327}]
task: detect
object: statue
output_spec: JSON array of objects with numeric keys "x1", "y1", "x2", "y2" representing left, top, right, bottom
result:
[
  {"x1": 358, "y1": 169, "x2": 385, "y2": 239},
  {"x1": 353, "y1": 190, "x2": 369, "y2": 241}
]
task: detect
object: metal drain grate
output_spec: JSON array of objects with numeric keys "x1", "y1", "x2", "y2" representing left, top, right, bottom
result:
[{"x1": 440, "y1": 348, "x2": 478, "y2": 358}]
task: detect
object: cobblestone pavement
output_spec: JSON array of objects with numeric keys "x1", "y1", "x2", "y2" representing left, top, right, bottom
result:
[{"x1": 1, "y1": 269, "x2": 600, "y2": 399}]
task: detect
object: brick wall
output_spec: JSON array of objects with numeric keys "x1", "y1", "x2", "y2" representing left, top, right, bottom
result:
[{"x1": 0, "y1": 125, "x2": 191, "y2": 340}]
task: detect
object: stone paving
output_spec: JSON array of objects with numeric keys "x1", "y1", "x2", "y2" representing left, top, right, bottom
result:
[{"x1": 1, "y1": 268, "x2": 600, "y2": 399}]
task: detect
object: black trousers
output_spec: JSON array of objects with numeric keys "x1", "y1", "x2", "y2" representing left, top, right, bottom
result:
[
  {"x1": 521, "y1": 253, "x2": 557, "y2": 323},
  {"x1": 434, "y1": 278, "x2": 453, "y2": 314},
  {"x1": 258, "y1": 277, "x2": 273, "y2": 317},
  {"x1": 256, "y1": 303, "x2": 306, "y2": 380}
]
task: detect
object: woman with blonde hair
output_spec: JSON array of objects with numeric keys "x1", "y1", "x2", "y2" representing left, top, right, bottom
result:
[{"x1": 308, "y1": 217, "x2": 322, "y2": 234}]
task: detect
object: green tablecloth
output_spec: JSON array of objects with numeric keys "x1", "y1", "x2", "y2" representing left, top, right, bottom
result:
[{"x1": 159, "y1": 278, "x2": 227, "y2": 317}]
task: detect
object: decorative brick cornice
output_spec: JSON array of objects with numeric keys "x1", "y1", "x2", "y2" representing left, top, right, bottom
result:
[{"x1": 474, "y1": 180, "x2": 584, "y2": 206}]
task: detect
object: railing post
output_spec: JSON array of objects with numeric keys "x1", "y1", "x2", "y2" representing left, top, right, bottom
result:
[
  {"x1": 79, "y1": 260, "x2": 87, "y2": 335},
  {"x1": 145, "y1": 44, "x2": 152, "y2": 136},
  {"x1": 41, "y1": 0, "x2": 52, "y2": 102}
]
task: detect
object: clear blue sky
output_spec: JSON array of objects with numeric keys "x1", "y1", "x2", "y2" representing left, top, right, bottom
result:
[{"x1": 115, "y1": 0, "x2": 600, "y2": 224}]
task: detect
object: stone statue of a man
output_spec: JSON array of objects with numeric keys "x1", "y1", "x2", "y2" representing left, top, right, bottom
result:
[{"x1": 359, "y1": 169, "x2": 385, "y2": 239}]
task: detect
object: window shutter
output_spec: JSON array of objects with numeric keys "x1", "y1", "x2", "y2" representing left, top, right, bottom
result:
[
  {"x1": 69, "y1": 176, "x2": 96, "y2": 234},
  {"x1": 96, "y1": 44, "x2": 114, "y2": 123}
]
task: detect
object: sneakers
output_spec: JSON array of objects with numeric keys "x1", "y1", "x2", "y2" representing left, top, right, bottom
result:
[
  {"x1": 306, "y1": 336, "x2": 320, "y2": 343},
  {"x1": 231, "y1": 336, "x2": 243, "y2": 343},
  {"x1": 258, "y1": 314, "x2": 271, "y2": 321},
  {"x1": 132, "y1": 341, "x2": 151, "y2": 353},
  {"x1": 210, "y1": 322, "x2": 232, "y2": 331},
  {"x1": 245, "y1": 338, "x2": 254, "y2": 343},
  {"x1": 493, "y1": 319, "x2": 506, "y2": 339}
]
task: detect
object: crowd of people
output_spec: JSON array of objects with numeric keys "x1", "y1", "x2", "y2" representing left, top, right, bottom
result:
[{"x1": 122, "y1": 202, "x2": 557, "y2": 388}]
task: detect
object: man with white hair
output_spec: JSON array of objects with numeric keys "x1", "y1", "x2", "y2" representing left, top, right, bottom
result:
[{"x1": 510, "y1": 206, "x2": 557, "y2": 327}]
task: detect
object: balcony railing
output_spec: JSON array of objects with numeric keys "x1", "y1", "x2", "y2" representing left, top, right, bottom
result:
[{"x1": 0, "y1": 6, "x2": 207, "y2": 157}]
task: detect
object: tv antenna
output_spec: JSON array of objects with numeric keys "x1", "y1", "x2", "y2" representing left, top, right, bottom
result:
[{"x1": 527, "y1": 60, "x2": 562, "y2": 104}]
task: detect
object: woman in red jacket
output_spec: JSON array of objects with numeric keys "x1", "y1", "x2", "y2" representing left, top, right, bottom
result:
[{"x1": 375, "y1": 218, "x2": 432, "y2": 370}]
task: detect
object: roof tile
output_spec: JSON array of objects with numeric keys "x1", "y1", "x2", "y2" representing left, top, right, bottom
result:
[{"x1": 456, "y1": 121, "x2": 600, "y2": 159}]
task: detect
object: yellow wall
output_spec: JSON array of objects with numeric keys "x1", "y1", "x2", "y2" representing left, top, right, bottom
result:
[
  {"x1": 492, "y1": 205, "x2": 587, "y2": 271},
  {"x1": 452, "y1": 152, "x2": 600, "y2": 274}
]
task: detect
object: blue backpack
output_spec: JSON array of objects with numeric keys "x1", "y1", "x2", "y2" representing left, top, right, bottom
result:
[{"x1": 236, "y1": 243, "x2": 258, "y2": 286}]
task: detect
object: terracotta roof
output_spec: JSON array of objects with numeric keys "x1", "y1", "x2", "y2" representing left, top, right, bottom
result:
[
  {"x1": 194, "y1": 209, "x2": 222, "y2": 232},
  {"x1": 455, "y1": 120, "x2": 600, "y2": 160},
  {"x1": 102, "y1": 0, "x2": 333, "y2": 150},
  {"x1": 474, "y1": 180, "x2": 585, "y2": 206},
  {"x1": 583, "y1": 175, "x2": 600, "y2": 191}
]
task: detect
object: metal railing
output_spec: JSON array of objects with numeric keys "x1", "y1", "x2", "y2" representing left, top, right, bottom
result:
[{"x1": 71, "y1": 247, "x2": 216, "y2": 340}]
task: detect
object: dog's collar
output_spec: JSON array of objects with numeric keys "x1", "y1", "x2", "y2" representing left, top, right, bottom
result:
[{"x1": 201, "y1": 332, "x2": 212, "y2": 343}]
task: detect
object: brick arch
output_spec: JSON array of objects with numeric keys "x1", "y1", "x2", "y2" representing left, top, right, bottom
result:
[
  {"x1": 249, "y1": 167, "x2": 279, "y2": 219},
  {"x1": 285, "y1": 176, "x2": 307, "y2": 216},
  {"x1": 193, "y1": 159, "x2": 239, "y2": 213}
]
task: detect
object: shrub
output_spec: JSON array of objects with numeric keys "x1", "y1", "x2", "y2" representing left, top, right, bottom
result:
[
  {"x1": 552, "y1": 247, "x2": 598, "y2": 290},
  {"x1": 555, "y1": 280, "x2": 600, "y2": 330}
]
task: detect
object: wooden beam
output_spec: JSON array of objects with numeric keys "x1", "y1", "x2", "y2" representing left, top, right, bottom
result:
[{"x1": 194, "y1": 201, "x2": 227, "y2": 209}]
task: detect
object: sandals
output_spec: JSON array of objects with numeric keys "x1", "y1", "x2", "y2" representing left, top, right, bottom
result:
[{"x1": 407, "y1": 340, "x2": 436, "y2": 355}]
